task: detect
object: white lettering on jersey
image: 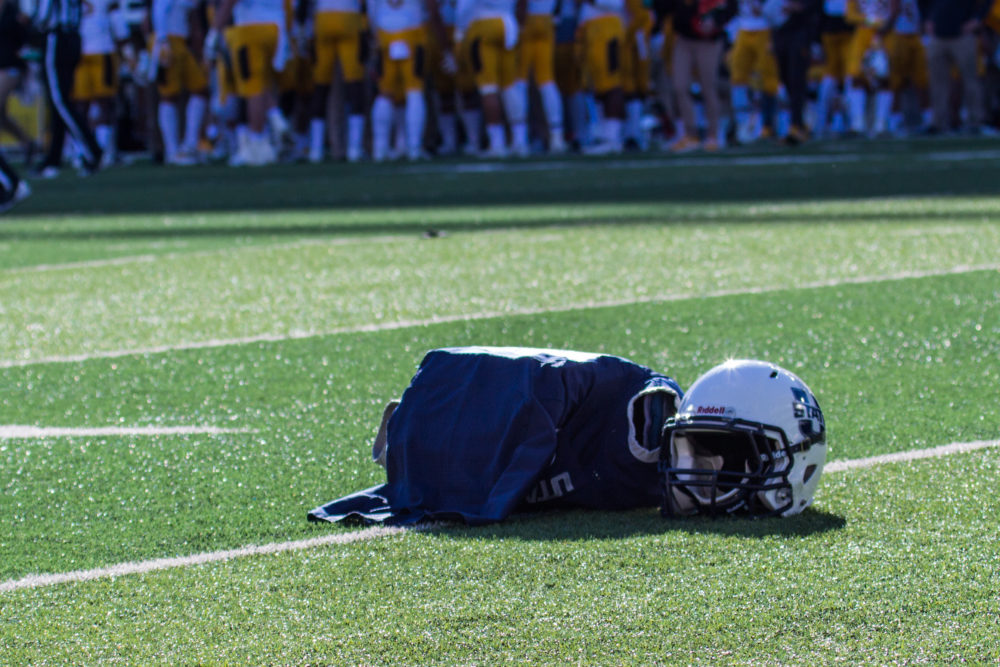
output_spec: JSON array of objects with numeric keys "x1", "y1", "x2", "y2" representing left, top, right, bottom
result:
[{"x1": 524, "y1": 472, "x2": 575, "y2": 504}]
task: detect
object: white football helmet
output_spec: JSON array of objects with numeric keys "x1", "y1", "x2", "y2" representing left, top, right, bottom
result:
[{"x1": 660, "y1": 360, "x2": 827, "y2": 517}]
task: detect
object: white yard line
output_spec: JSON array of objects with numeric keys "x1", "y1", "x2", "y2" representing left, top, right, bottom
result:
[
  {"x1": 823, "y1": 439, "x2": 1000, "y2": 472},
  {"x1": 0, "y1": 425, "x2": 250, "y2": 439},
  {"x1": 1, "y1": 262, "x2": 996, "y2": 369},
  {"x1": 1, "y1": 438, "x2": 997, "y2": 594}
]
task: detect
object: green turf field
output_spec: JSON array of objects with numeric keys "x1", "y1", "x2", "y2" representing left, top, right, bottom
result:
[{"x1": 1, "y1": 138, "x2": 999, "y2": 663}]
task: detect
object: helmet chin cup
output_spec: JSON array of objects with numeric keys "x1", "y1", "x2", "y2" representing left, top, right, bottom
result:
[{"x1": 659, "y1": 360, "x2": 827, "y2": 518}]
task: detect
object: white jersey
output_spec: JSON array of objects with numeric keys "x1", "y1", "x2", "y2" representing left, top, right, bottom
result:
[
  {"x1": 233, "y1": 0, "x2": 285, "y2": 25},
  {"x1": 315, "y1": 0, "x2": 361, "y2": 13},
  {"x1": 81, "y1": 0, "x2": 117, "y2": 54},
  {"x1": 369, "y1": 0, "x2": 425, "y2": 33},
  {"x1": 734, "y1": 0, "x2": 770, "y2": 31},
  {"x1": 152, "y1": 0, "x2": 196, "y2": 39},
  {"x1": 526, "y1": 0, "x2": 556, "y2": 17},
  {"x1": 579, "y1": 0, "x2": 624, "y2": 24}
]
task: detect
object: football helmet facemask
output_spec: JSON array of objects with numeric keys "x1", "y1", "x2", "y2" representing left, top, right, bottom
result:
[{"x1": 659, "y1": 360, "x2": 827, "y2": 518}]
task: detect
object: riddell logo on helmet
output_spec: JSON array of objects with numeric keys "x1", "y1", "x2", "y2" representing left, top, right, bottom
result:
[{"x1": 695, "y1": 405, "x2": 730, "y2": 415}]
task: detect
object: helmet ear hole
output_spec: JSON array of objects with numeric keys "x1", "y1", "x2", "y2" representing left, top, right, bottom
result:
[{"x1": 803, "y1": 464, "x2": 818, "y2": 483}]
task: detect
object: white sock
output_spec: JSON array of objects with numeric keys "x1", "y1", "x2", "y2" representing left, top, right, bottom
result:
[
  {"x1": 182, "y1": 95, "x2": 206, "y2": 151},
  {"x1": 158, "y1": 101, "x2": 179, "y2": 160},
  {"x1": 502, "y1": 81, "x2": 528, "y2": 152},
  {"x1": 539, "y1": 81, "x2": 563, "y2": 136},
  {"x1": 405, "y1": 90, "x2": 426, "y2": 159},
  {"x1": 603, "y1": 117, "x2": 622, "y2": 147},
  {"x1": 347, "y1": 114, "x2": 364, "y2": 160},
  {"x1": 371, "y1": 95, "x2": 393, "y2": 161},
  {"x1": 95, "y1": 124, "x2": 113, "y2": 153},
  {"x1": 309, "y1": 118, "x2": 325, "y2": 159},
  {"x1": 847, "y1": 84, "x2": 867, "y2": 133},
  {"x1": 873, "y1": 90, "x2": 893, "y2": 135},
  {"x1": 486, "y1": 123, "x2": 506, "y2": 153}
]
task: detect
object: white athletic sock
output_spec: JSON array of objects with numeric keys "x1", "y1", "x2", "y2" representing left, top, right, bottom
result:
[
  {"x1": 847, "y1": 84, "x2": 867, "y2": 133},
  {"x1": 347, "y1": 114, "x2": 364, "y2": 161},
  {"x1": 158, "y1": 101, "x2": 180, "y2": 161},
  {"x1": 182, "y1": 95, "x2": 206, "y2": 152},
  {"x1": 371, "y1": 95, "x2": 393, "y2": 161},
  {"x1": 486, "y1": 123, "x2": 506, "y2": 153},
  {"x1": 873, "y1": 90, "x2": 893, "y2": 135},
  {"x1": 405, "y1": 90, "x2": 426, "y2": 160},
  {"x1": 95, "y1": 124, "x2": 112, "y2": 153},
  {"x1": 309, "y1": 118, "x2": 325, "y2": 161},
  {"x1": 539, "y1": 81, "x2": 563, "y2": 135},
  {"x1": 603, "y1": 117, "x2": 622, "y2": 148}
]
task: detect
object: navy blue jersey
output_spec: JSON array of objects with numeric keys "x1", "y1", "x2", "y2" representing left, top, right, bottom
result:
[{"x1": 308, "y1": 347, "x2": 683, "y2": 525}]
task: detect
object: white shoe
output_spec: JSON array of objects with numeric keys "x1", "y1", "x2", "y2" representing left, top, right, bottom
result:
[
  {"x1": 480, "y1": 145, "x2": 509, "y2": 159},
  {"x1": 548, "y1": 134, "x2": 567, "y2": 155},
  {"x1": 582, "y1": 140, "x2": 622, "y2": 156},
  {"x1": 167, "y1": 150, "x2": 198, "y2": 166}
]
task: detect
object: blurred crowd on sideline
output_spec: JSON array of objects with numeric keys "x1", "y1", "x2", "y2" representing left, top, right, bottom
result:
[{"x1": 1, "y1": 0, "x2": 999, "y2": 190}]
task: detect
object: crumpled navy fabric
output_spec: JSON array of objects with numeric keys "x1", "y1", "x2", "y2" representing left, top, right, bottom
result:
[{"x1": 308, "y1": 347, "x2": 682, "y2": 525}]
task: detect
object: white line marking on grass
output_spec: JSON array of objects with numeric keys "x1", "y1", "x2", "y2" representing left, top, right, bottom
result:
[
  {"x1": 1, "y1": 263, "x2": 997, "y2": 369},
  {"x1": 1, "y1": 439, "x2": 997, "y2": 593},
  {"x1": 0, "y1": 425, "x2": 250, "y2": 439},
  {"x1": 0, "y1": 526, "x2": 411, "y2": 593},
  {"x1": 824, "y1": 439, "x2": 1000, "y2": 473}
]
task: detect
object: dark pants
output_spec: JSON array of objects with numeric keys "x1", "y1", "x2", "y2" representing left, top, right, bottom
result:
[
  {"x1": 40, "y1": 29, "x2": 101, "y2": 170},
  {"x1": 772, "y1": 26, "x2": 812, "y2": 129}
]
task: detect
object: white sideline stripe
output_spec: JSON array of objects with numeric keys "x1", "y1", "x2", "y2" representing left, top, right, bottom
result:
[
  {"x1": 2, "y1": 439, "x2": 998, "y2": 594},
  {"x1": 824, "y1": 439, "x2": 1000, "y2": 473},
  {"x1": 0, "y1": 425, "x2": 250, "y2": 439},
  {"x1": 0, "y1": 526, "x2": 410, "y2": 593},
  {"x1": 1, "y1": 263, "x2": 997, "y2": 370}
]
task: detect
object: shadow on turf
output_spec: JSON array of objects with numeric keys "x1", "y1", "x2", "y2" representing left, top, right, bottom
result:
[
  {"x1": 2, "y1": 137, "x2": 1000, "y2": 220},
  {"x1": 420, "y1": 507, "x2": 846, "y2": 542}
]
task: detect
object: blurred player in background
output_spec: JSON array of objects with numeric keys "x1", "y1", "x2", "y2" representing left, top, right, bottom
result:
[
  {"x1": 207, "y1": 0, "x2": 293, "y2": 165},
  {"x1": 519, "y1": 0, "x2": 566, "y2": 153},
  {"x1": 73, "y1": 0, "x2": 127, "y2": 166},
  {"x1": 150, "y1": 0, "x2": 210, "y2": 164},
  {"x1": 728, "y1": 0, "x2": 780, "y2": 144},
  {"x1": 576, "y1": 0, "x2": 627, "y2": 154},
  {"x1": 306, "y1": 0, "x2": 368, "y2": 162}
]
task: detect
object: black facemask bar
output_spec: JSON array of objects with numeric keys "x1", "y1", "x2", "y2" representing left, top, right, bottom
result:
[{"x1": 659, "y1": 416, "x2": 797, "y2": 518}]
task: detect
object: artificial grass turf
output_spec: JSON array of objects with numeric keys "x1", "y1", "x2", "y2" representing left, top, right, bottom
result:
[
  {"x1": 1, "y1": 268, "x2": 997, "y2": 582},
  {"x1": 2, "y1": 214, "x2": 999, "y2": 363},
  {"x1": 1, "y1": 447, "x2": 997, "y2": 664}
]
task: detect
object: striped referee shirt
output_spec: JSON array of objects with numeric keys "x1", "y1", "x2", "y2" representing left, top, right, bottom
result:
[{"x1": 31, "y1": 0, "x2": 83, "y2": 31}]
